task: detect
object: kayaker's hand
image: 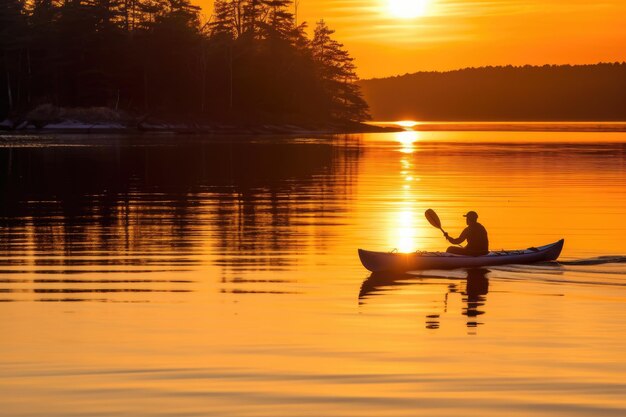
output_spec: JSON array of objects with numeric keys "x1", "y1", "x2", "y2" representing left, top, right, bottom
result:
[{"x1": 444, "y1": 232, "x2": 450, "y2": 241}]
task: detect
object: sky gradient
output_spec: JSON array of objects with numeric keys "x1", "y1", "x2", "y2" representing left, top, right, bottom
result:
[{"x1": 201, "y1": 1, "x2": 626, "y2": 79}]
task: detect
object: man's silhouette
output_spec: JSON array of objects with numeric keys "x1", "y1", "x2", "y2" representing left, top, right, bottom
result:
[{"x1": 445, "y1": 211, "x2": 489, "y2": 256}]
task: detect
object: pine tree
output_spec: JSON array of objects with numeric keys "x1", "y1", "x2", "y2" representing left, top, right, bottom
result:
[
  {"x1": 259, "y1": 0, "x2": 294, "y2": 40},
  {"x1": 211, "y1": 0, "x2": 238, "y2": 38},
  {"x1": 312, "y1": 20, "x2": 370, "y2": 121},
  {"x1": 242, "y1": 0, "x2": 262, "y2": 38}
]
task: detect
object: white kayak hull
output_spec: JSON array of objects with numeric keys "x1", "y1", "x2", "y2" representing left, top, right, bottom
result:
[{"x1": 358, "y1": 239, "x2": 564, "y2": 272}]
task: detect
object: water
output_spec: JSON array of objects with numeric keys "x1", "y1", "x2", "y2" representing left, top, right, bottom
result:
[{"x1": 1, "y1": 129, "x2": 626, "y2": 416}]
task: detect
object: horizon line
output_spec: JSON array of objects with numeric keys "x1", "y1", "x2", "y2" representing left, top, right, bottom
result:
[{"x1": 359, "y1": 61, "x2": 626, "y2": 81}]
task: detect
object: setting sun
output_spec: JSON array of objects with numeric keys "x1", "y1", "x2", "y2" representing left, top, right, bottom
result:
[{"x1": 387, "y1": 0, "x2": 429, "y2": 19}]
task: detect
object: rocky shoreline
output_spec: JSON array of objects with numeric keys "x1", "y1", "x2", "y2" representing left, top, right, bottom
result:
[
  {"x1": 0, "y1": 105, "x2": 401, "y2": 135},
  {"x1": 0, "y1": 119, "x2": 401, "y2": 135}
]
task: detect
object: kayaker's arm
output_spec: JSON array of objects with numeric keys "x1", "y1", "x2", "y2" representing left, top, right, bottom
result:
[{"x1": 445, "y1": 229, "x2": 468, "y2": 245}]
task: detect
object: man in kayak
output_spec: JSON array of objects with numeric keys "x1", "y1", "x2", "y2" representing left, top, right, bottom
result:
[{"x1": 445, "y1": 211, "x2": 489, "y2": 256}]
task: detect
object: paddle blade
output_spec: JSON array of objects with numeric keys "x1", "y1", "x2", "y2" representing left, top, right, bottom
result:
[{"x1": 425, "y1": 209, "x2": 442, "y2": 230}]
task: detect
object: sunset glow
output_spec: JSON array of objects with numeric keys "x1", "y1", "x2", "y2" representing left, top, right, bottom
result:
[
  {"x1": 3, "y1": 0, "x2": 626, "y2": 414},
  {"x1": 386, "y1": 0, "x2": 429, "y2": 19},
  {"x1": 232, "y1": 0, "x2": 626, "y2": 78}
]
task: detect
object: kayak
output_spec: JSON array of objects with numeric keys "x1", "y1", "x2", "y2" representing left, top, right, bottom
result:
[{"x1": 358, "y1": 239, "x2": 564, "y2": 272}]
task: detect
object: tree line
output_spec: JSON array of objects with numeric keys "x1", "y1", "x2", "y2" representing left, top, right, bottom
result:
[
  {"x1": 359, "y1": 63, "x2": 626, "y2": 121},
  {"x1": 0, "y1": 0, "x2": 370, "y2": 123}
]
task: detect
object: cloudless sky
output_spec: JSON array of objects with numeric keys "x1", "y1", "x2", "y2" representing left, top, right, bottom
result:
[{"x1": 200, "y1": 1, "x2": 626, "y2": 79}]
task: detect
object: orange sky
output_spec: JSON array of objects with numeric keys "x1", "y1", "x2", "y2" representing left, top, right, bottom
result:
[{"x1": 199, "y1": 1, "x2": 626, "y2": 79}]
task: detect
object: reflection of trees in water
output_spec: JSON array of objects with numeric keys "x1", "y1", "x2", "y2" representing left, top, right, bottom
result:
[
  {"x1": 0, "y1": 138, "x2": 361, "y2": 274},
  {"x1": 210, "y1": 139, "x2": 361, "y2": 272}
]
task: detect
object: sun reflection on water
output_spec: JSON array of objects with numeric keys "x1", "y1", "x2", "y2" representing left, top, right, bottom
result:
[
  {"x1": 387, "y1": 132, "x2": 426, "y2": 252},
  {"x1": 396, "y1": 130, "x2": 421, "y2": 154},
  {"x1": 392, "y1": 208, "x2": 420, "y2": 252}
]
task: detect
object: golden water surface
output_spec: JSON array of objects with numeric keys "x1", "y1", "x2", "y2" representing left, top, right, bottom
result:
[{"x1": 1, "y1": 129, "x2": 626, "y2": 416}]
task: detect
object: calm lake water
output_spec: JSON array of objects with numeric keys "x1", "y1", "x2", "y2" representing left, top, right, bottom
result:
[{"x1": 1, "y1": 129, "x2": 626, "y2": 416}]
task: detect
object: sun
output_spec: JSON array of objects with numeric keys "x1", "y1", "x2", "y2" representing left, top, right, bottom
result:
[{"x1": 387, "y1": 0, "x2": 429, "y2": 19}]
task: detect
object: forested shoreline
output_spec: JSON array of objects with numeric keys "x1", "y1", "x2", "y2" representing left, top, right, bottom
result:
[
  {"x1": 359, "y1": 63, "x2": 626, "y2": 122},
  {"x1": 0, "y1": 0, "x2": 371, "y2": 129}
]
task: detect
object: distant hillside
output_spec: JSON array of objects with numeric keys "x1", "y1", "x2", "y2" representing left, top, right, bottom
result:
[{"x1": 358, "y1": 63, "x2": 626, "y2": 121}]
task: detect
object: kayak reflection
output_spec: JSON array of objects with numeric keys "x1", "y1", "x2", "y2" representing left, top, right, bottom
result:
[{"x1": 359, "y1": 268, "x2": 491, "y2": 330}]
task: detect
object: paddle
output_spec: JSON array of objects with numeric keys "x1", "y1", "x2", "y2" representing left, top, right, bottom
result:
[
  {"x1": 425, "y1": 209, "x2": 465, "y2": 248},
  {"x1": 425, "y1": 209, "x2": 448, "y2": 238}
]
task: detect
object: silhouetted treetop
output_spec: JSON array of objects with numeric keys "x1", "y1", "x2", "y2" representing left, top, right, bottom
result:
[{"x1": 312, "y1": 20, "x2": 369, "y2": 121}]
